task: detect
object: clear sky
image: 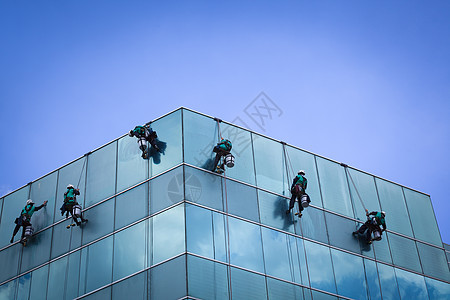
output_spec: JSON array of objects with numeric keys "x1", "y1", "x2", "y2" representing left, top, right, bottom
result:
[{"x1": 1, "y1": 1, "x2": 449, "y2": 243}]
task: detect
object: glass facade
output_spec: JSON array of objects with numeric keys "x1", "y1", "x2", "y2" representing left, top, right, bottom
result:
[{"x1": 0, "y1": 108, "x2": 448, "y2": 299}]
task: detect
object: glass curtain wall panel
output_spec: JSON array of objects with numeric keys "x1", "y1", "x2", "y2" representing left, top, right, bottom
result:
[
  {"x1": 116, "y1": 135, "x2": 148, "y2": 193},
  {"x1": 258, "y1": 189, "x2": 294, "y2": 234},
  {"x1": 187, "y1": 255, "x2": 229, "y2": 300},
  {"x1": 16, "y1": 273, "x2": 31, "y2": 300},
  {"x1": 47, "y1": 256, "x2": 68, "y2": 300},
  {"x1": 112, "y1": 271, "x2": 147, "y2": 300},
  {"x1": 50, "y1": 219, "x2": 82, "y2": 259},
  {"x1": 416, "y1": 242, "x2": 450, "y2": 281},
  {"x1": 29, "y1": 171, "x2": 57, "y2": 229},
  {"x1": 387, "y1": 232, "x2": 422, "y2": 273},
  {"x1": 0, "y1": 279, "x2": 17, "y2": 300},
  {"x1": 114, "y1": 182, "x2": 148, "y2": 230},
  {"x1": 186, "y1": 204, "x2": 214, "y2": 259},
  {"x1": 85, "y1": 141, "x2": 117, "y2": 207},
  {"x1": 149, "y1": 255, "x2": 186, "y2": 300},
  {"x1": 55, "y1": 157, "x2": 87, "y2": 223},
  {"x1": 184, "y1": 166, "x2": 223, "y2": 211},
  {"x1": 20, "y1": 226, "x2": 52, "y2": 273},
  {"x1": 316, "y1": 157, "x2": 354, "y2": 218},
  {"x1": 213, "y1": 212, "x2": 228, "y2": 263},
  {"x1": 363, "y1": 258, "x2": 382, "y2": 300},
  {"x1": 81, "y1": 198, "x2": 114, "y2": 245},
  {"x1": 394, "y1": 267, "x2": 429, "y2": 300},
  {"x1": 372, "y1": 232, "x2": 393, "y2": 264},
  {"x1": 149, "y1": 166, "x2": 183, "y2": 215},
  {"x1": 266, "y1": 277, "x2": 304, "y2": 300},
  {"x1": 375, "y1": 178, "x2": 413, "y2": 237},
  {"x1": 311, "y1": 290, "x2": 338, "y2": 299},
  {"x1": 81, "y1": 287, "x2": 111, "y2": 300},
  {"x1": 0, "y1": 186, "x2": 30, "y2": 249},
  {"x1": 0, "y1": 244, "x2": 20, "y2": 283},
  {"x1": 28, "y1": 264, "x2": 49, "y2": 300},
  {"x1": 286, "y1": 146, "x2": 323, "y2": 207},
  {"x1": 403, "y1": 188, "x2": 442, "y2": 246},
  {"x1": 230, "y1": 267, "x2": 267, "y2": 300},
  {"x1": 150, "y1": 109, "x2": 182, "y2": 176},
  {"x1": 376, "y1": 263, "x2": 401, "y2": 300},
  {"x1": 296, "y1": 206, "x2": 329, "y2": 244},
  {"x1": 425, "y1": 277, "x2": 450, "y2": 300},
  {"x1": 225, "y1": 179, "x2": 259, "y2": 222},
  {"x1": 253, "y1": 134, "x2": 288, "y2": 196},
  {"x1": 0, "y1": 197, "x2": 3, "y2": 225},
  {"x1": 65, "y1": 251, "x2": 81, "y2": 300}
]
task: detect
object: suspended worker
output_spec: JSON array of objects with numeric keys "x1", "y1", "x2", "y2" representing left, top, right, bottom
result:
[
  {"x1": 129, "y1": 125, "x2": 160, "y2": 159},
  {"x1": 212, "y1": 138, "x2": 233, "y2": 173},
  {"x1": 286, "y1": 170, "x2": 310, "y2": 217},
  {"x1": 353, "y1": 209, "x2": 386, "y2": 244},
  {"x1": 10, "y1": 199, "x2": 48, "y2": 245},
  {"x1": 62, "y1": 184, "x2": 88, "y2": 228}
]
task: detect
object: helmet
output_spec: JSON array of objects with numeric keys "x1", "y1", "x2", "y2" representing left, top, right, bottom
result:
[
  {"x1": 298, "y1": 170, "x2": 305, "y2": 175},
  {"x1": 381, "y1": 211, "x2": 386, "y2": 217},
  {"x1": 26, "y1": 199, "x2": 34, "y2": 205},
  {"x1": 67, "y1": 184, "x2": 74, "y2": 189}
]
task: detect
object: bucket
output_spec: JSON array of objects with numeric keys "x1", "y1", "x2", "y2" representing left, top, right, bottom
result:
[
  {"x1": 300, "y1": 194, "x2": 309, "y2": 208},
  {"x1": 372, "y1": 230, "x2": 382, "y2": 241},
  {"x1": 224, "y1": 154, "x2": 235, "y2": 168},
  {"x1": 24, "y1": 226, "x2": 34, "y2": 237},
  {"x1": 138, "y1": 138, "x2": 147, "y2": 150},
  {"x1": 73, "y1": 204, "x2": 82, "y2": 218}
]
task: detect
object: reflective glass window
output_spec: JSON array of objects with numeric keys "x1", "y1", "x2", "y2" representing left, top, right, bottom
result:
[
  {"x1": 296, "y1": 206, "x2": 328, "y2": 244},
  {"x1": 50, "y1": 220, "x2": 82, "y2": 259},
  {"x1": 187, "y1": 255, "x2": 229, "y2": 300},
  {"x1": 403, "y1": 188, "x2": 442, "y2": 246},
  {"x1": 185, "y1": 166, "x2": 223, "y2": 211},
  {"x1": 30, "y1": 171, "x2": 57, "y2": 229},
  {"x1": 220, "y1": 122, "x2": 256, "y2": 185},
  {"x1": 425, "y1": 277, "x2": 450, "y2": 300},
  {"x1": 149, "y1": 166, "x2": 183, "y2": 215},
  {"x1": 82, "y1": 199, "x2": 114, "y2": 245},
  {"x1": 0, "y1": 279, "x2": 17, "y2": 300},
  {"x1": 115, "y1": 183, "x2": 148, "y2": 230},
  {"x1": 304, "y1": 240, "x2": 337, "y2": 295},
  {"x1": 363, "y1": 259, "x2": 381, "y2": 300},
  {"x1": 230, "y1": 267, "x2": 267, "y2": 299},
  {"x1": 316, "y1": 157, "x2": 353, "y2": 217},
  {"x1": 0, "y1": 243, "x2": 21, "y2": 283},
  {"x1": 376, "y1": 263, "x2": 400, "y2": 300},
  {"x1": 112, "y1": 271, "x2": 147, "y2": 300},
  {"x1": 186, "y1": 204, "x2": 213, "y2": 259},
  {"x1": 213, "y1": 212, "x2": 228, "y2": 263},
  {"x1": 113, "y1": 221, "x2": 146, "y2": 281},
  {"x1": 311, "y1": 290, "x2": 338, "y2": 299},
  {"x1": 82, "y1": 287, "x2": 111, "y2": 300},
  {"x1": 225, "y1": 179, "x2": 259, "y2": 222},
  {"x1": 116, "y1": 135, "x2": 148, "y2": 193},
  {"x1": 65, "y1": 251, "x2": 81, "y2": 300},
  {"x1": 20, "y1": 226, "x2": 52, "y2": 273},
  {"x1": 149, "y1": 255, "x2": 186, "y2": 300},
  {"x1": 388, "y1": 232, "x2": 422, "y2": 273},
  {"x1": 258, "y1": 190, "x2": 294, "y2": 233},
  {"x1": 151, "y1": 109, "x2": 183, "y2": 176},
  {"x1": 395, "y1": 267, "x2": 429, "y2": 300},
  {"x1": 47, "y1": 256, "x2": 67, "y2": 300},
  {"x1": 372, "y1": 231, "x2": 393, "y2": 264},
  {"x1": 149, "y1": 204, "x2": 185, "y2": 266},
  {"x1": 0, "y1": 186, "x2": 29, "y2": 249},
  {"x1": 330, "y1": 248, "x2": 368, "y2": 300},
  {"x1": 85, "y1": 142, "x2": 117, "y2": 207},
  {"x1": 228, "y1": 216, "x2": 264, "y2": 273},
  {"x1": 325, "y1": 212, "x2": 366, "y2": 255},
  {"x1": 286, "y1": 146, "x2": 323, "y2": 207},
  {"x1": 375, "y1": 178, "x2": 413, "y2": 237},
  {"x1": 417, "y1": 242, "x2": 450, "y2": 281},
  {"x1": 0, "y1": 197, "x2": 3, "y2": 224},
  {"x1": 29, "y1": 264, "x2": 48, "y2": 300},
  {"x1": 267, "y1": 277, "x2": 304, "y2": 300},
  {"x1": 253, "y1": 134, "x2": 287, "y2": 195},
  {"x1": 16, "y1": 273, "x2": 31, "y2": 300}
]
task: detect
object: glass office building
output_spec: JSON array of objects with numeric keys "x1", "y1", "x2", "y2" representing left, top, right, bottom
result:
[{"x1": 0, "y1": 107, "x2": 449, "y2": 300}]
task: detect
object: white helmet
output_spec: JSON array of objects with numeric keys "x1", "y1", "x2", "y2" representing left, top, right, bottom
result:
[
  {"x1": 26, "y1": 199, "x2": 34, "y2": 205},
  {"x1": 298, "y1": 170, "x2": 305, "y2": 175},
  {"x1": 67, "y1": 184, "x2": 74, "y2": 189},
  {"x1": 381, "y1": 211, "x2": 386, "y2": 216}
]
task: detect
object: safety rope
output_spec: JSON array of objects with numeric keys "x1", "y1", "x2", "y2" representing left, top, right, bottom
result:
[
  {"x1": 282, "y1": 143, "x2": 299, "y2": 216},
  {"x1": 341, "y1": 164, "x2": 367, "y2": 212},
  {"x1": 63, "y1": 223, "x2": 74, "y2": 299},
  {"x1": 76, "y1": 156, "x2": 88, "y2": 189}
]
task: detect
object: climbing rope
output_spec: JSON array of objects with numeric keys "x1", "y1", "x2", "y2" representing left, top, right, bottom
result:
[
  {"x1": 76, "y1": 155, "x2": 88, "y2": 189},
  {"x1": 342, "y1": 164, "x2": 367, "y2": 212}
]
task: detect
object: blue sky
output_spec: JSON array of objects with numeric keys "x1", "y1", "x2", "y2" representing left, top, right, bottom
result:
[{"x1": 0, "y1": 1, "x2": 449, "y2": 243}]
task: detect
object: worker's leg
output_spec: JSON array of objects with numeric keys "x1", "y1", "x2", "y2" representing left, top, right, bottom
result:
[
  {"x1": 286, "y1": 193, "x2": 297, "y2": 214},
  {"x1": 212, "y1": 152, "x2": 222, "y2": 171},
  {"x1": 10, "y1": 224, "x2": 21, "y2": 242}
]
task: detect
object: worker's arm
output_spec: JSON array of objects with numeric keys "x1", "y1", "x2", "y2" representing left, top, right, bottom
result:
[
  {"x1": 34, "y1": 201, "x2": 48, "y2": 211},
  {"x1": 74, "y1": 189, "x2": 80, "y2": 196}
]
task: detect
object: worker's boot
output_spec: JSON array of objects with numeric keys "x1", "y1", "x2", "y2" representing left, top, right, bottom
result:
[{"x1": 10, "y1": 237, "x2": 14, "y2": 243}]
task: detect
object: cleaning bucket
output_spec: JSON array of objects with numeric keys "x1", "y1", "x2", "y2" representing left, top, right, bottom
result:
[
  {"x1": 300, "y1": 194, "x2": 309, "y2": 208},
  {"x1": 24, "y1": 226, "x2": 34, "y2": 237},
  {"x1": 372, "y1": 230, "x2": 382, "y2": 241},
  {"x1": 224, "y1": 154, "x2": 235, "y2": 168},
  {"x1": 73, "y1": 204, "x2": 82, "y2": 218}
]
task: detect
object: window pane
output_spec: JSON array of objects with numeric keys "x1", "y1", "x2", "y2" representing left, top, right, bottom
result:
[
  {"x1": 316, "y1": 157, "x2": 353, "y2": 217},
  {"x1": 253, "y1": 134, "x2": 287, "y2": 195},
  {"x1": 47, "y1": 256, "x2": 67, "y2": 300},
  {"x1": 388, "y1": 232, "x2": 422, "y2": 273},
  {"x1": 82, "y1": 199, "x2": 114, "y2": 245},
  {"x1": 187, "y1": 255, "x2": 229, "y2": 300},
  {"x1": 113, "y1": 221, "x2": 146, "y2": 281},
  {"x1": 372, "y1": 231, "x2": 393, "y2": 264},
  {"x1": 20, "y1": 226, "x2": 52, "y2": 273},
  {"x1": 149, "y1": 166, "x2": 183, "y2": 215},
  {"x1": 115, "y1": 183, "x2": 148, "y2": 230},
  {"x1": 186, "y1": 204, "x2": 213, "y2": 259},
  {"x1": 376, "y1": 263, "x2": 400, "y2": 300},
  {"x1": 65, "y1": 251, "x2": 81, "y2": 300},
  {"x1": 30, "y1": 171, "x2": 57, "y2": 229},
  {"x1": 82, "y1": 287, "x2": 111, "y2": 300},
  {"x1": 85, "y1": 142, "x2": 117, "y2": 207},
  {"x1": 226, "y1": 180, "x2": 259, "y2": 222},
  {"x1": 403, "y1": 188, "x2": 442, "y2": 246},
  {"x1": 304, "y1": 240, "x2": 337, "y2": 295},
  {"x1": 425, "y1": 277, "x2": 450, "y2": 300},
  {"x1": 325, "y1": 212, "x2": 367, "y2": 256},
  {"x1": 185, "y1": 166, "x2": 223, "y2": 211},
  {"x1": 29, "y1": 264, "x2": 48, "y2": 300},
  {"x1": 311, "y1": 290, "x2": 338, "y2": 299},
  {"x1": 267, "y1": 277, "x2": 304, "y2": 300},
  {"x1": 330, "y1": 248, "x2": 368, "y2": 300},
  {"x1": 150, "y1": 204, "x2": 185, "y2": 265},
  {"x1": 286, "y1": 146, "x2": 323, "y2": 207},
  {"x1": 375, "y1": 178, "x2": 413, "y2": 237},
  {"x1": 151, "y1": 109, "x2": 183, "y2": 176},
  {"x1": 297, "y1": 206, "x2": 329, "y2": 244},
  {"x1": 116, "y1": 135, "x2": 148, "y2": 193},
  {"x1": 50, "y1": 220, "x2": 82, "y2": 259},
  {"x1": 258, "y1": 190, "x2": 294, "y2": 233},
  {"x1": 112, "y1": 271, "x2": 147, "y2": 300},
  {"x1": 16, "y1": 273, "x2": 31, "y2": 300},
  {"x1": 81, "y1": 236, "x2": 113, "y2": 293},
  {"x1": 149, "y1": 255, "x2": 186, "y2": 300},
  {"x1": 228, "y1": 216, "x2": 264, "y2": 273},
  {"x1": 213, "y1": 212, "x2": 228, "y2": 263},
  {"x1": 0, "y1": 243, "x2": 21, "y2": 283},
  {"x1": 417, "y1": 242, "x2": 450, "y2": 281},
  {"x1": 0, "y1": 279, "x2": 17, "y2": 300},
  {"x1": 0, "y1": 186, "x2": 29, "y2": 249},
  {"x1": 395, "y1": 268, "x2": 428, "y2": 300},
  {"x1": 363, "y1": 259, "x2": 381, "y2": 300},
  {"x1": 230, "y1": 267, "x2": 267, "y2": 300}
]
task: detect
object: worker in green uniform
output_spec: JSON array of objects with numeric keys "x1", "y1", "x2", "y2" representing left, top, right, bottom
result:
[
  {"x1": 62, "y1": 184, "x2": 88, "y2": 228},
  {"x1": 129, "y1": 125, "x2": 160, "y2": 158},
  {"x1": 354, "y1": 209, "x2": 386, "y2": 244},
  {"x1": 10, "y1": 199, "x2": 48, "y2": 244},
  {"x1": 212, "y1": 139, "x2": 232, "y2": 173},
  {"x1": 286, "y1": 170, "x2": 309, "y2": 217}
]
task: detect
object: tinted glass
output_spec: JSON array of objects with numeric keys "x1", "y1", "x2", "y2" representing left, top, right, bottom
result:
[
  {"x1": 230, "y1": 267, "x2": 267, "y2": 299},
  {"x1": 372, "y1": 227, "x2": 393, "y2": 264},
  {"x1": 187, "y1": 255, "x2": 229, "y2": 300},
  {"x1": 47, "y1": 256, "x2": 67, "y2": 300},
  {"x1": 29, "y1": 171, "x2": 57, "y2": 229},
  {"x1": 0, "y1": 186, "x2": 29, "y2": 249},
  {"x1": 184, "y1": 166, "x2": 223, "y2": 211},
  {"x1": 0, "y1": 243, "x2": 21, "y2": 283},
  {"x1": 85, "y1": 142, "x2": 117, "y2": 207},
  {"x1": 388, "y1": 232, "x2": 422, "y2": 273},
  {"x1": 304, "y1": 240, "x2": 336, "y2": 295},
  {"x1": 376, "y1": 263, "x2": 400, "y2": 300},
  {"x1": 81, "y1": 236, "x2": 113, "y2": 294},
  {"x1": 116, "y1": 134, "x2": 148, "y2": 193},
  {"x1": 65, "y1": 251, "x2": 81, "y2": 300},
  {"x1": 213, "y1": 212, "x2": 228, "y2": 263},
  {"x1": 316, "y1": 157, "x2": 353, "y2": 217},
  {"x1": 375, "y1": 178, "x2": 413, "y2": 237},
  {"x1": 28, "y1": 264, "x2": 48, "y2": 300},
  {"x1": 112, "y1": 271, "x2": 147, "y2": 300},
  {"x1": 395, "y1": 267, "x2": 429, "y2": 300},
  {"x1": 149, "y1": 255, "x2": 186, "y2": 300},
  {"x1": 296, "y1": 206, "x2": 329, "y2": 244},
  {"x1": 82, "y1": 287, "x2": 111, "y2": 300},
  {"x1": 149, "y1": 166, "x2": 183, "y2": 214},
  {"x1": 225, "y1": 180, "x2": 259, "y2": 222},
  {"x1": 363, "y1": 258, "x2": 381, "y2": 300},
  {"x1": 417, "y1": 242, "x2": 450, "y2": 281},
  {"x1": 50, "y1": 219, "x2": 82, "y2": 259},
  {"x1": 228, "y1": 216, "x2": 264, "y2": 273},
  {"x1": 82, "y1": 198, "x2": 114, "y2": 245},
  {"x1": 115, "y1": 183, "x2": 148, "y2": 230},
  {"x1": 186, "y1": 204, "x2": 213, "y2": 259},
  {"x1": 267, "y1": 277, "x2": 304, "y2": 300},
  {"x1": 20, "y1": 226, "x2": 52, "y2": 273},
  {"x1": 258, "y1": 189, "x2": 294, "y2": 233},
  {"x1": 325, "y1": 212, "x2": 364, "y2": 255},
  {"x1": 425, "y1": 276, "x2": 450, "y2": 300},
  {"x1": 16, "y1": 273, "x2": 31, "y2": 300},
  {"x1": 0, "y1": 279, "x2": 17, "y2": 300}
]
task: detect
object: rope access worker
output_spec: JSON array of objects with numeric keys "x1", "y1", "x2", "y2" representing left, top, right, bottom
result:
[
  {"x1": 10, "y1": 199, "x2": 48, "y2": 245},
  {"x1": 353, "y1": 209, "x2": 386, "y2": 244},
  {"x1": 62, "y1": 184, "x2": 88, "y2": 228},
  {"x1": 129, "y1": 125, "x2": 160, "y2": 159},
  {"x1": 286, "y1": 170, "x2": 309, "y2": 217},
  {"x1": 212, "y1": 138, "x2": 232, "y2": 173}
]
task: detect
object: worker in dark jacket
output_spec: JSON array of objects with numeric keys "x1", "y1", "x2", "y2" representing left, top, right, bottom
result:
[
  {"x1": 212, "y1": 139, "x2": 232, "y2": 173},
  {"x1": 286, "y1": 170, "x2": 309, "y2": 217},
  {"x1": 129, "y1": 125, "x2": 160, "y2": 158},
  {"x1": 354, "y1": 209, "x2": 386, "y2": 244},
  {"x1": 10, "y1": 199, "x2": 48, "y2": 244},
  {"x1": 62, "y1": 184, "x2": 88, "y2": 228}
]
